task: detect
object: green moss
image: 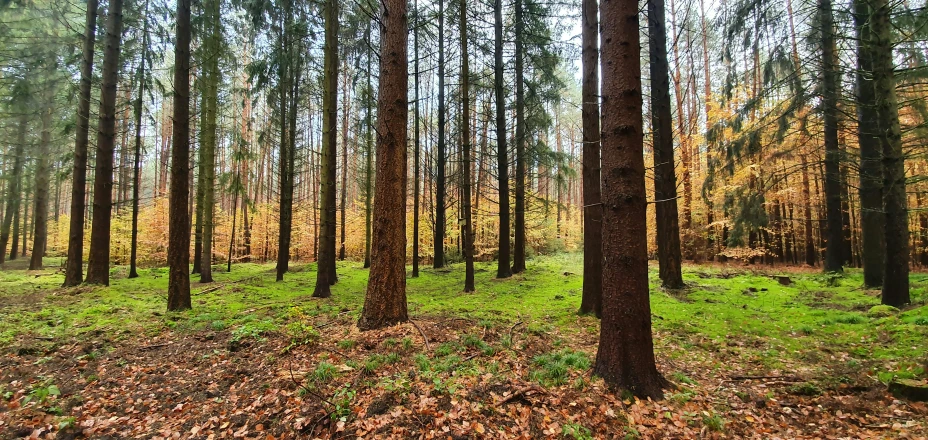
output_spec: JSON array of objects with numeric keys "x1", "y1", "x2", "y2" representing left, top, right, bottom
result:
[{"x1": 867, "y1": 305, "x2": 901, "y2": 318}]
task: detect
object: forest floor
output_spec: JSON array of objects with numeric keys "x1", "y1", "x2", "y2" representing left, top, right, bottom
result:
[{"x1": 0, "y1": 254, "x2": 927, "y2": 439}]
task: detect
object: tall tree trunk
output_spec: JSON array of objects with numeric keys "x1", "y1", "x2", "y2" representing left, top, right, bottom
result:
[
  {"x1": 64, "y1": 0, "x2": 98, "y2": 284},
  {"x1": 199, "y1": 0, "x2": 220, "y2": 283},
  {"x1": 358, "y1": 0, "x2": 408, "y2": 330},
  {"x1": 668, "y1": 0, "x2": 692, "y2": 257},
  {"x1": 30, "y1": 98, "x2": 53, "y2": 270},
  {"x1": 512, "y1": 0, "x2": 526, "y2": 274},
  {"x1": 494, "y1": 0, "x2": 512, "y2": 279},
  {"x1": 86, "y1": 0, "x2": 125, "y2": 285},
  {"x1": 461, "y1": 0, "x2": 475, "y2": 292},
  {"x1": 313, "y1": 0, "x2": 338, "y2": 296},
  {"x1": 20, "y1": 179, "x2": 30, "y2": 258},
  {"x1": 699, "y1": 0, "x2": 714, "y2": 260},
  {"x1": 594, "y1": 0, "x2": 668, "y2": 397},
  {"x1": 168, "y1": 0, "x2": 192, "y2": 311},
  {"x1": 648, "y1": 0, "x2": 684, "y2": 288},
  {"x1": 276, "y1": 11, "x2": 295, "y2": 282},
  {"x1": 0, "y1": 117, "x2": 27, "y2": 265},
  {"x1": 434, "y1": 0, "x2": 447, "y2": 269},
  {"x1": 801, "y1": 154, "x2": 816, "y2": 265},
  {"x1": 854, "y1": 0, "x2": 884, "y2": 287},
  {"x1": 339, "y1": 65, "x2": 349, "y2": 261},
  {"x1": 820, "y1": 0, "x2": 844, "y2": 273},
  {"x1": 412, "y1": 0, "x2": 421, "y2": 277},
  {"x1": 872, "y1": 0, "x2": 909, "y2": 306},
  {"x1": 363, "y1": 38, "x2": 373, "y2": 269},
  {"x1": 129, "y1": 7, "x2": 148, "y2": 279},
  {"x1": 579, "y1": 0, "x2": 602, "y2": 317}
]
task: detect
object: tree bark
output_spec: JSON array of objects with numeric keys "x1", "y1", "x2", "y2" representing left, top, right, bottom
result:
[
  {"x1": 64, "y1": 0, "x2": 98, "y2": 285},
  {"x1": 512, "y1": 0, "x2": 526, "y2": 274},
  {"x1": 594, "y1": 0, "x2": 668, "y2": 398},
  {"x1": 819, "y1": 0, "x2": 844, "y2": 273},
  {"x1": 30, "y1": 97, "x2": 53, "y2": 270},
  {"x1": 200, "y1": 0, "x2": 220, "y2": 283},
  {"x1": 648, "y1": 0, "x2": 684, "y2": 288},
  {"x1": 434, "y1": 0, "x2": 447, "y2": 269},
  {"x1": 461, "y1": 0, "x2": 475, "y2": 292},
  {"x1": 129, "y1": 6, "x2": 148, "y2": 279},
  {"x1": 358, "y1": 0, "x2": 408, "y2": 330},
  {"x1": 412, "y1": 0, "x2": 421, "y2": 277},
  {"x1": 873, "y1": 0, "x2": 909, "y2": 306},
  {"x1": 168, "y1": 0, "x2": 192, "y2": 311},
  {"x1": 494, "y1": 0, "x2": 512, "y2": 279},
  {"x1": 579, "y1": 0, "x2": 602, "y2": 317},
  {"x1": 86, "y1": 0, "x2": 125, "y2": 285},
  {"x1": 339, "y1": 65, "x2": 349, "y2": 261},
  {"x1": 0, "y1": 117, "x2": 27, "y2": 265},
  {"x1": 854, "y1": 0, "x2": 884, "y2": 287},
  {"x1": 313, "y1": 0, "x2": 338, "y2": 297}
]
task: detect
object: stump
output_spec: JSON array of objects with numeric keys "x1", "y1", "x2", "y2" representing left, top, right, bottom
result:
[
  {"x1": 775, "y1": 276, "x2": 792, "y2": 286},
  {"x1": 889, "y1": 379, "x2": 928, "y2": 402}
]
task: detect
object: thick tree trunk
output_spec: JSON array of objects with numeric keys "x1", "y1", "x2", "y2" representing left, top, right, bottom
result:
[
  {"x1": 168, "y1": 0, "x2": 192, "y2": 311},
  {"x1": 63, "y1": 0, "x2": 98, "y2": 285},
  {"x1": 461, "y1": 0, "x2": 475, "y2": 292},
  {"x1": 358, "y1": 0, "x2": 408, "y2": 330},
  {"x1": 648, "y1": 0, "x2": 684, "y2": 288},
  {"x1": 494, "y1": 0, "x2": 512, "y2": 279},
  {"x1": 594, "y1": 0, "x2": 668, "y2": 398},
  {"x1": 313, "y1": 0, "x2": 338, "y2": 297},
  {"x1": 854, "y1": 0, "x2": 884, "y2": 287},
  {"x1": 820, "y1": 0, "x2": 844, "y2": 273},
  {"x1": 579, "y1": 0, "x2": 602, "y2": 317},
  {"x1": 86, "y1": 0, "x2": 125, "y2": 285},
  {"x1": 873, "y1": 0, "x2": 910, "y2": 306}
]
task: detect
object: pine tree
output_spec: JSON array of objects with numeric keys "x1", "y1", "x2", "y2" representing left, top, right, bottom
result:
[
  {"x1": 594, "y1": 0, "x2": 668, "y2": 398},
  {"x1": 86, "y1": 0, "x2": 126, "y2": 286},
  {"x1": 358, "y1": 0, "x2": 409, "y2": 330},
  {"x1": 63, "y1": 0, "x2": 99, "y2": 286}
]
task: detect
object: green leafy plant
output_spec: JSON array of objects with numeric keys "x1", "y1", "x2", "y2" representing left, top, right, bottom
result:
[
  {"x1": 562, "y1": 422, "x2": 593, "y2": 440},
  {"x1": 702, "y1": 413, "x2": 725, "y2": 432},
  {"x1": 332, "y1": 387, "x2": 356, "y2": 421}
]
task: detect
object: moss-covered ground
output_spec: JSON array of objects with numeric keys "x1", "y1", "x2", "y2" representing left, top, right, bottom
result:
[{"x1": 1, "y1": 254, "x2": 926, "y2": 438}]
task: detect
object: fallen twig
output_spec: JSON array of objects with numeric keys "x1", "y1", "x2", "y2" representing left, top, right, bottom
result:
[
  {"x1": 729, "y1": 375, "x2": 803, "y2": 382},
  {"x1": 410, "y1": 319, "x2": 431, "y2": 351},
  {"x1": 508, "y1": 321, "x2": 524, "y2": 343},
  {"x1": 140, "y1": 343, "x2": 171, "y2": 350},
  {"x1": 495, "y1": 385, "x2": 546, "y2": 407}
]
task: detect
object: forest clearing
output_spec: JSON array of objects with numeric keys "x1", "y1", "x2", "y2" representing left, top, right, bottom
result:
[{"x1": 1, "y1": 255, "x2": 926, "y2": 438}]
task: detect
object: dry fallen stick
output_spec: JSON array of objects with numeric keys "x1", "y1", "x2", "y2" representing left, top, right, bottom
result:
[
  {"x1": 410, "y1": 319, "x2": 431, "y2": 351},
  {"x1": 729, "y1": 375, "x2": 804, "y2": 382},
  {"x1": 495, "y1": 385, "x2": 546, "y2": 407},
  {"x1": 508, "y1": 321, "x2": 524, "y2": 344}
]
